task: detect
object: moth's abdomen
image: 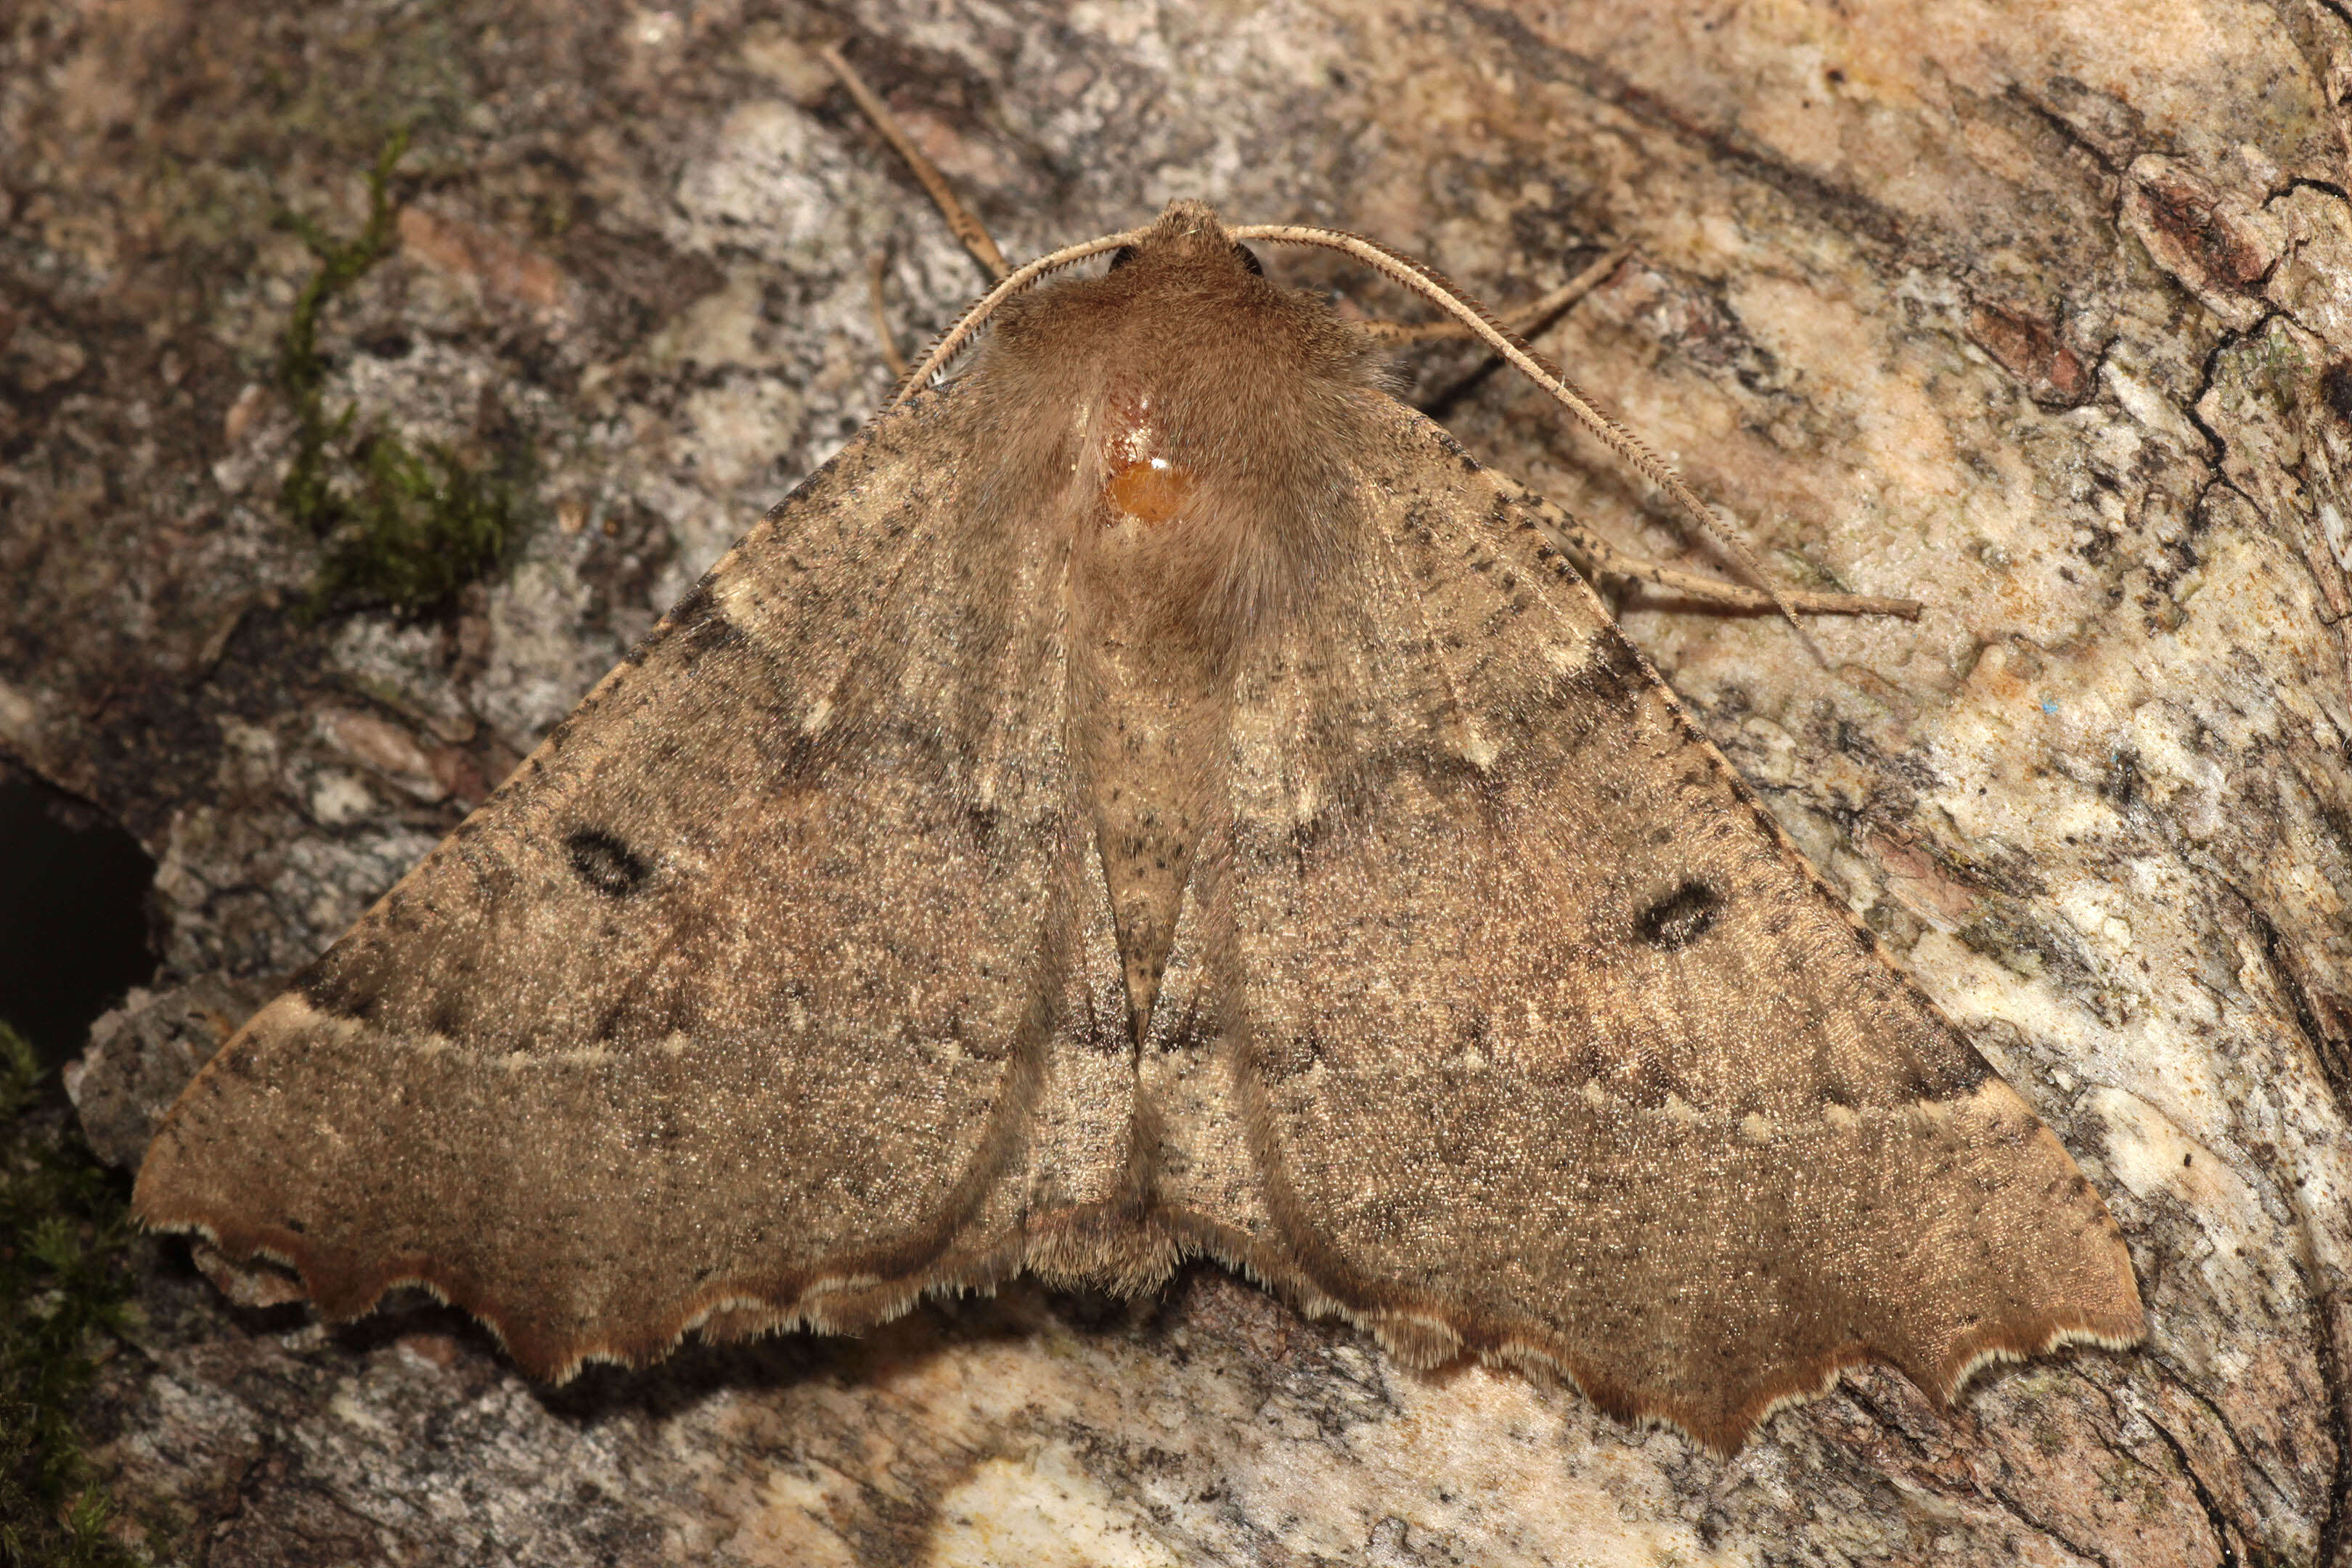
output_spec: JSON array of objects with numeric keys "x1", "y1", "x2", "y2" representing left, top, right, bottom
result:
[{"x1": 1071, "y1": 378, "x2": 1234, "y2": 1047}]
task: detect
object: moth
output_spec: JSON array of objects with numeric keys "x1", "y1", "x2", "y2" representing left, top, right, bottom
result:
[{"x1": 134, "y1": 88, "x2": 2144, "y2": 1454}]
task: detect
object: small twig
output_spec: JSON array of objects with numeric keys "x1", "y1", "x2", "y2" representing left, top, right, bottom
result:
[
  {"x1": 866, "y1": 250, "x2": 910, "y2": 379},
  {"x1": 1514, "y1": 481, "x2": 1922, "y2": 620},
  {"x1": 1238, "y1": 221, "x2": 1818, "y2": 645},
  {"x1": 1360, "y1": 243, "x2": 1631, "y2": 345},
  {"x1": 820, "y1": 41, "x2": 1008, "y2": 281}
]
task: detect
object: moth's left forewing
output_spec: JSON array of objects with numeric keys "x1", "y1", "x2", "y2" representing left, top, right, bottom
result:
[
  {"x1": 1188, "y1": 393, "x2": 2144, "y2": 1453},
  {"x1": 133, "y1": 390, "x2": 1100, "y2": 1377}
]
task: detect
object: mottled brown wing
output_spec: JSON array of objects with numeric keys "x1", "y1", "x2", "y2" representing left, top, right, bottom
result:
[
  {"x1": 1193, "y1": 401, "x2": 2144, "y2": 1453},
  {"x1": 134, "y1": 391, "x2": 1087, "y2": 1379}
]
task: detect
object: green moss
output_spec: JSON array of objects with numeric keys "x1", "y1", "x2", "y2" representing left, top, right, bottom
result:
[
  {"x1": 279, "y1": 128, "x2": 521, "y2": 619},
  {"x1": 0, "y1": 1024, "x2": 145, "y2": 1567},
  {"x1": 305, "y1": 420, "x2": 520, "y2": 620}
]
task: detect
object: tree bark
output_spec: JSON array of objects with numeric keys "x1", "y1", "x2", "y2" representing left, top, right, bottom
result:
[{"x1": 7, "y1": 0, "x2": 2350, "y2": 1561}]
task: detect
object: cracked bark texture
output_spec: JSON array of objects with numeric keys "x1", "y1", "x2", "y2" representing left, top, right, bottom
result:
[{"x1": 6, "y1": 0, "x2": 2351, "y2": 1563}]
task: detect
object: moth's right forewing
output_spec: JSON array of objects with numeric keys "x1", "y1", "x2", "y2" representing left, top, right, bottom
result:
[
  {"x1": 1197, "y1": 398, "x2": 2144, "y2": 1453},
  {"x1": 134, "y1": 390, "x2": 1089, "y2": 1378}
]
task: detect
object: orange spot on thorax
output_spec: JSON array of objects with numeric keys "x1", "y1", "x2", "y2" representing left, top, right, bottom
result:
[{"x1": 1100, "y1": 386, "x2": 1195, "y2": 526}]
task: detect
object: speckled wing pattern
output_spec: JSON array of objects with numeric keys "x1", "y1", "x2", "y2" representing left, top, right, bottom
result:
[
  {"x1": 136, "y1": 205, "x2": 2143, "y2": 1450},
  {"x1": 134, "y1": 391, "x2": 1095, "y2": 1377},
  {"x1": 1149, "y1": 400, "x2": 2144, "y2": 1450}
]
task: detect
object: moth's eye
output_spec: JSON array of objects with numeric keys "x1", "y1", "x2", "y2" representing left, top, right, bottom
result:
[
  {"x1": 1232, "y1": 243, "x2": 1264, "y2": 277},
  {"x1": 1107, "y1": 245, "x2": 1138, "y2": 271}
]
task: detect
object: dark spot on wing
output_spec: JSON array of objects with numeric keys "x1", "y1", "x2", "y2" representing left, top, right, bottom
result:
[
  {"x1": 755, "y1": 729, "x2": 836, "y2": 794},
  {"x1": 213, "y1": 1040, "x2": 264, "y2": 1082},
  {"x1": 944, "y1": 1003, "x2": 1011, "y2": 1063},
  {"x1": 1256, "y1": 1025, "x2": 1323, "y2": 1082},
  {"x1": 1155, "y1": 998, "x2": 1215, "y2": 1057},
  {"x1": 1566, "y1": 626, "x2": 1647, "y2": 709},
  {"x1": 666, "y1": 579, "x2": 748, "y2": 665},
  {"x1": 1920, "y1": 1042, "x2": 1994, "y2": 1098},
  {"x1": 566, "y1": 828, "x2": 651, "y2": 897},
  {"x1": 1636, "y1": 880, "x2": 1721, "y2": 952},
  {"x1": 1607, "y1": 1049, "x2": 1678, "y2": 1110},
  {"x1": 298, "y1": 946, "x2": 381, "y2": 1023},
  {"x1": 1076, "y1": 993, "x2": 1130, "y2": 1058}
]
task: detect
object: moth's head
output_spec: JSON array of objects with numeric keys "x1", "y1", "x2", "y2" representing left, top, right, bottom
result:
[
  {"x1": 974, "y1": 198, "x2": 1376, "y2": 400},
  {"x1": 1100, "y1": 200, "x2": 1270, "y2": 290},
  {"x1": 957, "y1": 199, "x2": 1387, "y2": 658}
]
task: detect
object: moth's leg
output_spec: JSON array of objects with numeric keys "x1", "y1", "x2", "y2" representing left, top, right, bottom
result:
[
  {"x1": 1516, "y1": 485, "x2": 1924, "y2": 620},
  {"x1": 820, "y1": 42, "x2": 1010, "y2": 282},
  {"x1": 1357, "y1": 245, "x2": 1631, "y2": 345}
]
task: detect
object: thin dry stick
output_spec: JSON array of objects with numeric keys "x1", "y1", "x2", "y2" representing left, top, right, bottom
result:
[
  {"x1": 1232, "y1": 221, "x2": 1826, "y2": 641},
  {"x1": 1514, "y1": 483, "x2": 1920, "y2": 619},
  {"x1": 820, "y1": 42, "x2": 1009, "y2": 281},
  {"x1": 866, "y1": 251, "x2": 910, "y2": 380},
  {"x1": 1360, "y1": 243, "x2": 1632, "y2": 345}
]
